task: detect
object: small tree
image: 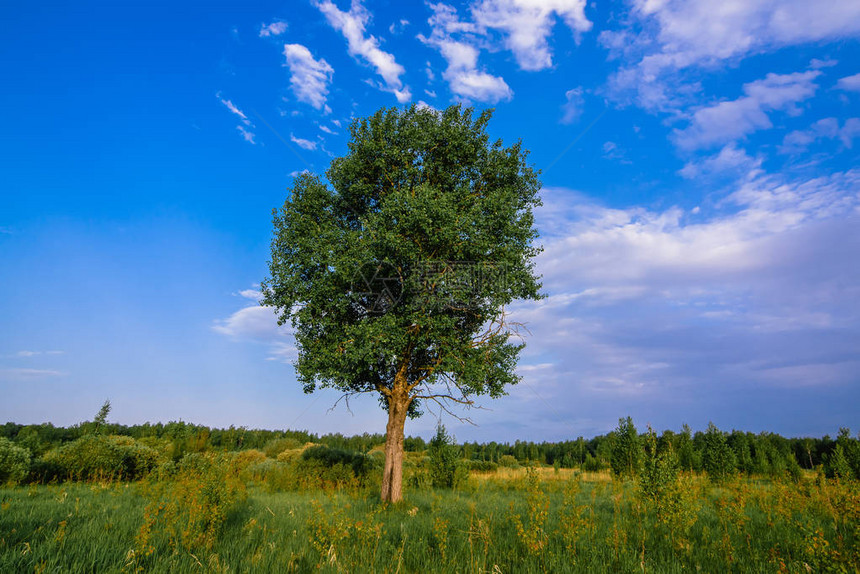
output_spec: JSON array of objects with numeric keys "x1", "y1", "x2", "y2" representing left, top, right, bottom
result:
[
  {"x1": 610, "y1": 416, "x2": 641, "y2": 479},
  {"x1": 428, "y1": 423, "x2": 465, "y2": 489},
  {"x1": 675, "y1": 424, "x2": 698, "y2": 473},
  {"x1": 262, "y1": 105, "x2": 542, "y2": 502},
  {"x1": 93, "y1": 400, "x2": 111, "y2": 435},
  {"x1": 639, "y1": 426, "x2": 679, "y2": 516},
  {"x1": 702, "y1": 422, "x2": 736, "y2": 483}
]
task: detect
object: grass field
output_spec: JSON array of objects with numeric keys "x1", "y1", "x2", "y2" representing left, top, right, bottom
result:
[{"x1": 1, "y1": 467, "x2": 858, "y2": 573}]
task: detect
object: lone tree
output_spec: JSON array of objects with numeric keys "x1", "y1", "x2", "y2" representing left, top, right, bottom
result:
[{"x1": 261, "y1": 105, "x2": 542, "y2": 502}]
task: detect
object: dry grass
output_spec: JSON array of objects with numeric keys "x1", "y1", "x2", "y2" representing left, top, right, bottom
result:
[{"x1": 470, "y1": 466, "x2": 612, "y2": 483}]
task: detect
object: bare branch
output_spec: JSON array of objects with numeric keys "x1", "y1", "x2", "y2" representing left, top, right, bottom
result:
[
  {"x1": 423, "y1": 397, "x2": 477, "y2": 425},
  {"x1": 327, "y1": 389, "x2": 373, "y2": 415}
]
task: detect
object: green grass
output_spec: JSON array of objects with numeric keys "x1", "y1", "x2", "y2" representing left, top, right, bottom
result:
[{"x1": 1, "y1": 471, "x2": 857, "y2": 573}]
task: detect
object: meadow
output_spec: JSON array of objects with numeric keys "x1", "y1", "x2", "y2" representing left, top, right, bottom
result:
[{"x1": 1, "y1": 461, "x2": 858, "y2": 573}]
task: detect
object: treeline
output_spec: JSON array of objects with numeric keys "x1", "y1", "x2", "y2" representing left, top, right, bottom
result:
[
  {"x1": 0, "y1": 419, "x2": 389, "y2": 461},
  {"x1": 460, "y1": 423, "x2": 849, "y2": 472},
  {"x1": 459, "y1": 419, "x2": 860, "y2": 480},
  {"x1": 1, "y1": 409, "x2": 859, "y2": 483}
]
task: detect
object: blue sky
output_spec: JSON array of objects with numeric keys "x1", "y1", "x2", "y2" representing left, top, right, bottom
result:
[{"x1": 2, "y1": 0, "x2": 859, "y2": 442}]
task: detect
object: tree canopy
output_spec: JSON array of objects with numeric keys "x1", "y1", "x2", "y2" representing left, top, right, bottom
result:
[{"x1": 261, "y1": 104, "x2": 543, "y2": 501}]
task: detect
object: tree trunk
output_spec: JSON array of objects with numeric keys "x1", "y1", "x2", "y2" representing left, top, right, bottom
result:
[{"x1": 380, "y1": 390, "x2": 410, "y2": 503}]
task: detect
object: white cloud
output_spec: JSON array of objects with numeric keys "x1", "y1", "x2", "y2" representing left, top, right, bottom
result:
[
  {"x1": 283, "y1": 43, "x2": 334, "y2": 111},
  {"x1": 319, "y1": 125, "x2": 338, "y2": 135},
  {"x1": 14, "y1": 350, "x2": 64, "y2": 357},
  {"x1": 623, "y1": 0, "x2": 860, "y2": 69},
  {"x1": 471, "y1": 0, "x2": 591, "y2": 71},
  {"x1": 237, "y1": 125, "x2": 256, "y2": 144},
  {"x1": 679, "y1": 143, "x2": 762, "y2": 179},
  {"x1": 218, "y1": 95, "x2": 251, "y2": 126},
  {"x1": 213, "y1": 288, "x2": 296, "y2": 362},
  {"x1": 290, "y1": 134, "x2": 318, "y2": 150},
  {"x1": 560, "y1": 87, "x2": 584, "y2": 124},
  {"x1": 781, "y1": 117, "x2": 860, "y2": 153},
  {"x1": 0, "y1": 368, "x2": 65, "y2": 380},
  {"x1": 419, "y1": 4, "x2": 512, "y2": 103},
  {"x1": 259, "y1": 21, "x2": 287, "y2": 37},
  {"x1": 389, "y1": 19, "x2": 409, "y2": 34},
  {"x1": 809, "y1": 58, "x2": 838, "y2": 70},
  {"x1": 238, "y1": 288, "x2": 262, "y2": 301},
  {"x1": 837, "y1": 72, "x2": 860, "y2": 92},
  {"x1": 673, "y1": 71, "x2": 820, "y2": 150},
  {"x1": 315, "y1": 0, "x2": 411, "y2": 102},
  {"x1": 603, "y1": 0, "x2": 860, "y2": 110},
  {"x1": 510, "y1": 167, "x2": 860, "y2": 408},
  {"x1": 218, "y1": 93, "x2": 257, "y2": 144}
]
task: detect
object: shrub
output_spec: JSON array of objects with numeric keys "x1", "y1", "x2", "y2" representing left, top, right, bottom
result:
[
  {"x1": 582, "y1": 452, "x2": 602, "y2": 472},
  {"x1": 43, "y1": 435, "x2": 160, "y2": 481},
  {"x1": 265, "y1": 445, "x2": 381, "y2": 491},
  {"x1": 301, "y1": 445, "x2": 376, "y2": 476},
  {"x1": 263, "y1": 437, "x2": 302, "y2": 458},
  {"x1": 499, "y1": 454, "x2": 519, "y2": 468},
  {"x1": 466, "y1": 459, "x2": 499, "y2": 473},
  {"x1": 233, "y1": 448, "x2": 267, "y2": 468},
  {"x1": 825, "y1": 444, "x2": 853, "y2": 479},
  {"x1": 0, "y1": 437, "x2": 31, "y2": 484}
]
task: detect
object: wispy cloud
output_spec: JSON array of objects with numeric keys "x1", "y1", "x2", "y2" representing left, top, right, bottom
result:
[
  {"x1": 290, "y1": 134, "x2": 318, "y2": 150},
  {"x1": 259, "y1": 20, "x2": 287, "y2": 38},
  {"x1": 837, "y1": 72, "x2": 860, "y2": 92},
  {"x1": 679, "y1": 143, "x2": 762, "y2": 179},
  {"x1": 315, "y1": 0, "x2": 411, "y2": 103},
  {"x1": 237, "y1": 125, "x2": 256, "y2": 144},
  {"x1": 217, "y1": 93, "x2": 257, "y2": 144},
  {"x1": 283, "y1": 43, "x2": 334, "y2": 112},
  {"x1": 218, "y1": 95, "x2": 251, "y2": 126},
  {"x1": 560, "y1": 87, "x2": 584, "y2": 124},
  {"x1": 15, "y1": 350, "x2": 65, "y2": 358},
  {"x1": 0, "y1": 368, "x2": 66, "y2": 380},
  {"x1": 507, "y1": 166, "x2": 860, "y2": 421},
  {"x1": 603, "y1": 0, "x2": 860, "y2": 111},
  {"x1": 673, "y1": 71, "x2": 820, "y2": 150},
  {"x1": 781, "y1": 117, "x2": 860, "y2": 153}
]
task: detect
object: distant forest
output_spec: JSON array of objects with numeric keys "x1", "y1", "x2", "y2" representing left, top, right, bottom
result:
[{"x1": 3, "y1": 417, "x2": 858, "y2": 479}]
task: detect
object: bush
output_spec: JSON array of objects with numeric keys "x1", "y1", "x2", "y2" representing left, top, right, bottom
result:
[
  {"x1": 43, "y1": 435, "x2": 160, "y2": 481},
  {"x1": 301, "y1": 445, "x2": 376, "y2": 476},
  {"x1": 263, "y1": 437, "x2": 302, "y2": 458},
  {"x1": 499, "y1": 454, "x2": 519, "y2": 468},
  {"x1": 582, "y1": 452, "x2": 603, "y2": 472},
  {"x1": 264, "y1": 445, "x2": 381, "y2": 491},
  {"x1": 0, "y1": 437, "x2": 31, "y2": 484},
  {"x1": 233, "y1": 449, "x2": 267, "y2": 469},
  {"x1": 466, "y1": 459, "x2": 499, "y2": 473}
]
